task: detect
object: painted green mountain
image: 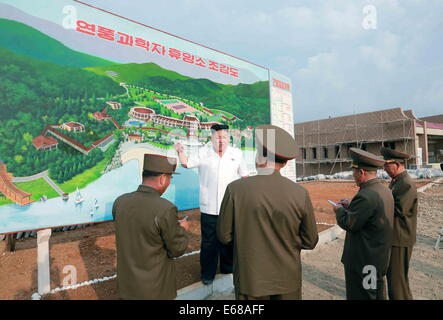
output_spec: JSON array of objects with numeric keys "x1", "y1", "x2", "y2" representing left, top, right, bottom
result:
[
  {"x1": 0, "y1": 46, "x2": 123, "y2": 119},
  {"x1": 0, "y1": 46, "x2": 124, "y2": 178},
  {"x1": 85, "y1": 62, "x2": 192, "y2": 82},
  {"x1": 88, "y1": 62, "x2": 270, "y2": 126},
  {"x1": 139, "y1": 77, "x2": 270, "y2": 126},
  {"x1": 0, "y1": 18, "x2": 115, "y2": 67}
]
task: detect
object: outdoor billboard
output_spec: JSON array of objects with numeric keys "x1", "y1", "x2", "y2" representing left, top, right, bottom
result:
[{"x1": 0, "y1": 0, "x2": 293, "y2": 234}]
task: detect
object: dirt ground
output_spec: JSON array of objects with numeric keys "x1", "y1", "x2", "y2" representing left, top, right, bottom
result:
[
  {"x1": 0, "y1": 179, "x2": 437, "y2": 300},
  {"x1": 300, "y1": 181, "x2": 443, "y2": 300}
]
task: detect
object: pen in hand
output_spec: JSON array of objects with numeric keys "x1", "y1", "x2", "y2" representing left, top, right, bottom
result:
[{"x1": 179, "y1": 215, "x2": 190, "y2": 231}]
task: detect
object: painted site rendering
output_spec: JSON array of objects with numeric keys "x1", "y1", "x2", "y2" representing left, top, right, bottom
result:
[{"x1": 0, "y1": 0, "x2": 271, "y2": 234}]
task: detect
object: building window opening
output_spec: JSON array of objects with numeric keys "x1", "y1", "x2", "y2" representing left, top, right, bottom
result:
[
  {"x1": 323, "y1": 146, "x2": 328, "y2": 159},
  {"x1": 383, "y1": 141, "x2": 395, "y2": 149}
]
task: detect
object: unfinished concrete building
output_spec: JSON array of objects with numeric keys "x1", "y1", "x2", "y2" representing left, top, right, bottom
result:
[{"x1": 294, "y1": 108, "x2": 443, "y2": 177}]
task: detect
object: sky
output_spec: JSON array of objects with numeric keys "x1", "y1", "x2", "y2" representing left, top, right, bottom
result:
[{"x1": 81, "y1": 0, "x2": 442, "y2": 123}]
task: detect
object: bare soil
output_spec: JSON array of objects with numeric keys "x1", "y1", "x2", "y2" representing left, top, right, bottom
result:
[
  {"x1": 0, "y1": 179, "x2": 436, "y2": 300},
  {"x1": 300, "y1": 181, "x2": 443, "y2": 300}
]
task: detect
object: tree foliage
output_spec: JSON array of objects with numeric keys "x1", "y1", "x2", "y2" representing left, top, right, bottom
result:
[
  {"x1": 133, "y1": 77, "x2": 270, "y2": 127},
  {"x1": 0, "y1": 48, "x2": 124, "y2": 178}
]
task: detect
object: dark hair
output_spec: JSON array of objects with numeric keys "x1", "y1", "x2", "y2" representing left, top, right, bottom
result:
[
  {"x1": 142, "y1": 170, "x2": 162, "y2": 178},
  {"x1": 211, "y1": 124, "x2": 229, "y2": 131}
]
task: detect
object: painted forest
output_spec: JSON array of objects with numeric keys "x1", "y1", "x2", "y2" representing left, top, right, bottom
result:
[{"x1": 0, "y1": 47, "x2": 124, "y2": 181}]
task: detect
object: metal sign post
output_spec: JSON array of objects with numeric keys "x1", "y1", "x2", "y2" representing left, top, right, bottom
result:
[
  {"x1": 37, "y1": 228, "x2": 51, "y2": 295},
  {"x1": 6, "y1": 233, "x2": 16, "y2": 252}
]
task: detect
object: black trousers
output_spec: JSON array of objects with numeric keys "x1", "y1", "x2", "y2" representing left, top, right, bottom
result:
[
  {"x1": 344, "y1": 267, "x2": 387, "y2": 300},
  {"x1": 200, "y1": 212, "x2": 233, "y2": 281}
]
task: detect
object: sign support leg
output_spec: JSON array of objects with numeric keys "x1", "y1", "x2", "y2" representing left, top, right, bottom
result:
[
  {"x1": 37, "y1": 228, "x2": 51, "y2": 295},
  {"x1": 6, "y1": 233, "x2": 16, "y2": 252}
]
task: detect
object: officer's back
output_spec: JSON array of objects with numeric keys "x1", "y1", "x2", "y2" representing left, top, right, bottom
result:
[
  {"x1": 340, "y1": 178, "x2": 394, "y2": 275},
  {"x1": 112, "y1": 154, "x2": 188, "y2": 300},
  {"x1": 334, "y1": 147, "x2": 394, "y2": 300},
  {"x1": 217, "y1": 125, "x2": 318, "y2": 299}
]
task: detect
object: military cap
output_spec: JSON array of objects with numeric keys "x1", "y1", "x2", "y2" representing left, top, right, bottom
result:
[
  {"x1": 380, "y1": 147, "x2": 411, "y2": 164},
  {"x1": 255, "y1": 125, "x2": 297, "y2": 161},
  {"x1": 349, "y1": 147, "x2": 385, "y2": 171},
  {"x1": 143, "y1": 153, "x2": 180, "y2": 174}
]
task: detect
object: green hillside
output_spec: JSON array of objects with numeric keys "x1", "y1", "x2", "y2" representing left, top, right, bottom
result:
[
  {"x1": 0, "y1": 18, "x2": 115, "y2": 67},
  {"x1": 87, "y1": 61, "x2": 270, "y2": 126},
  {"x1": 85, "y1": 62, "x2": 191, "y2": 82},
  {"x1": 0, "y1": 47, "x2": 124, "y2": 178},
  {"x1": 135, "y1": 76, "x2": 270, "y2": 126},
  {"x1": 0, "y1": 47, "x2": 123, "y2": 118}
]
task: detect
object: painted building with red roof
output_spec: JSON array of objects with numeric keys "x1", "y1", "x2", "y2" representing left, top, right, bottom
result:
[
  {"x1": 61, "y1": 122, "x2": 85, "y2": 133},
  {"x1": 183, "y1": 115, "x2": 199, "y2": 122},
  {"x1": 93, "y1": 108, "x2": 112, "y2": 121},
  {"x1": 0, "y1": 163, "x2": 32, "y2": 205},
  {"x1": 127, "y1": 107, "x2": 221, "y2": 131},
  {"x1": 32, "y1": 135, "x2": 58, "y2": 151},
  {"x1": 106, "y1": 101, "x2": 122, "y2": 110},
  {"x1": 128, "y1": 134, "x2": 142, "y2": 142},
  {"x1": 129, "y1": 107, "x2": 155, "y2": 121}
]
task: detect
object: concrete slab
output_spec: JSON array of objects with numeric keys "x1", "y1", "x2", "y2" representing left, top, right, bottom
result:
[{"x1": 176, "y1": 274, "x2": 234, "y2": 300}]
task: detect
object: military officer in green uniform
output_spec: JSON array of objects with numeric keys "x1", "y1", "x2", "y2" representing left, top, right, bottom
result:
[
  {"x1": 333, "y1": 148, "x2": 394, "y2": 300},
  {"x1": 112, "y1": 154, "x2": 189, "y2": 300},
  {"x1": 381, "y1": 147, "x2": 417, "y2": 300},
  {"x1": 217, "y1": 125, "x2": 319, "y2": 300}
]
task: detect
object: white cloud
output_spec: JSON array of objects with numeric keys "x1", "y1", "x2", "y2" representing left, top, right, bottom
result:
[
  {"x1": 275, "y1": 6, "x2": 314, "y2": 28},
  {"x1": 359, "y1": 31, "x2": 400, "y2": 71},
  {"x1": 298, "y1": 52, "x2": 346, "y2": 90},
  {"x1": 412, "y1": 78, "x2": 443, "y2": 114},
  {"x1": 324, "y1": 6, "x2": 363, "y2": 39}
]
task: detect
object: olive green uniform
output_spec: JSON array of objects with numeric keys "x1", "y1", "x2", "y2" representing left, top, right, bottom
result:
[
  {"x1": 335, "y1": 178, "x2": 394, "y2": 300},
  {"x1": 386, "y1": 171, "x2": 417, "y2": 300},
  {"x1": 217, "y1": 168, "x2": 319, "y2": 299},
  {"x1": 112, "y1": 185, "x2": 188, "y2": 300}
]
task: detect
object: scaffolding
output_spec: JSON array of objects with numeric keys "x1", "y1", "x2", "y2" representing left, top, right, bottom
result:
[{"x1": 296, "y1": 108, "x2": 417, "y2": 177}]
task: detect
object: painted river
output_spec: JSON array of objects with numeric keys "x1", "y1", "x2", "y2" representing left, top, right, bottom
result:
[{"x1": 0, "y1": 150, "x2": 257, "y2": 234}]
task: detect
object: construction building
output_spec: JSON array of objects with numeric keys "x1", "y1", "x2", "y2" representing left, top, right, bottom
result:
[{"x1": 294, "y1": 108, "x2": 443, "y2": 177}]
